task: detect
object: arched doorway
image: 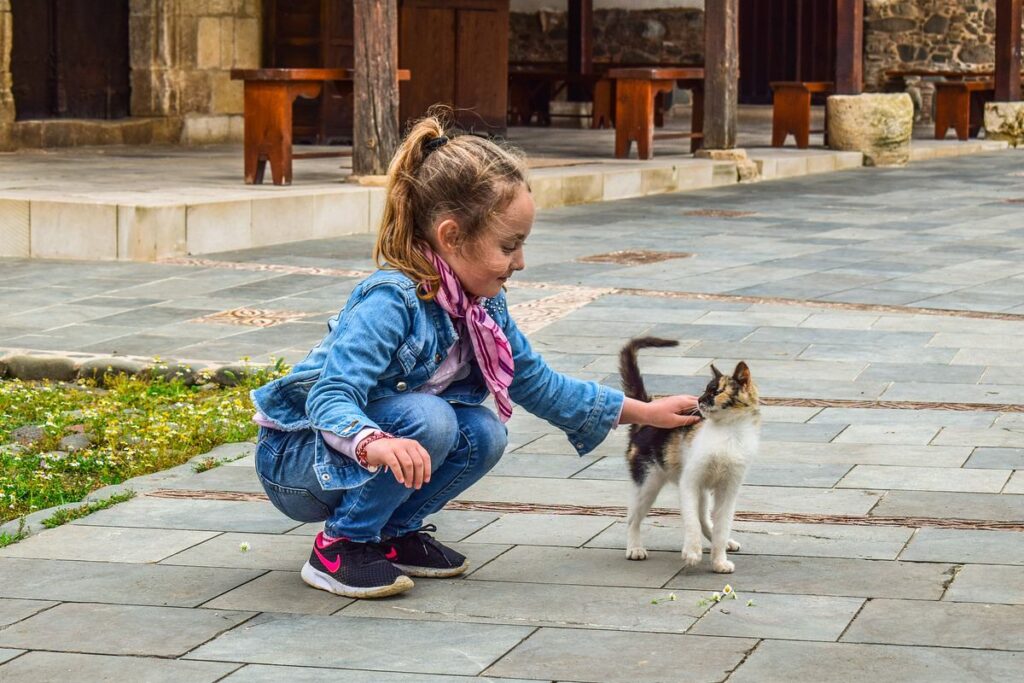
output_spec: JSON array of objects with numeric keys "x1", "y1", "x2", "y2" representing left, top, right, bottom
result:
[
  {"x1": 739, "y1": 0, "x2": 836, "y2": 104},
  {"x1": 10, "y1": 0, "x2": 130, "y2": 120}
]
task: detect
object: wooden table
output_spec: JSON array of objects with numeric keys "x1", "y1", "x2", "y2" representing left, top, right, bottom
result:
[
  {"x1": 507, "y1": 70, "x2": 607, "y2": 126},
  {"x1": 230, "y1": 68, "x2": 411, "y2": 185},
  {"x1": 606, "y1": 67, "x2": 704, "y2": 159}
]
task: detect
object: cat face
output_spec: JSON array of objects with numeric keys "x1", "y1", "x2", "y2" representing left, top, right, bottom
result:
[{"x1": 697, "y1": 362, "x2": 759, "y2": 418}]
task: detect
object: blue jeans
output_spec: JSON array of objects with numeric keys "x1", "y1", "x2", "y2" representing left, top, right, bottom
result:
[{"x1": 255, "y1": 393, "x2": 507, "y2": 542}]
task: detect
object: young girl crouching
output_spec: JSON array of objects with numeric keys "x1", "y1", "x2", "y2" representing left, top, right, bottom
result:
[{"x1": 251, "y1": 114, "x2": 700, "y2": 599}]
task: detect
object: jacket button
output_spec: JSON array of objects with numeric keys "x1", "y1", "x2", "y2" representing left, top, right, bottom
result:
[
  {"x1": 321, "y1": 473, "x2": 330, "y2": 481},
  {"x1": 396, "y1": 381, "x2": 408, "y2": 392}
]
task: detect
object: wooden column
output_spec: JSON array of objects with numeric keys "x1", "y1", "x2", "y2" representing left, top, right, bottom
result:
[
  {"x1": 703, "y1": 0, "x2": 739, "y2": 149},
  {"x1": 995, "y1": 0, "x2": 1022, "y2": 101},
  {"x1": 353, "y1": 0, "x2": 400, "y2": 175},
  {"x1": 834, "y1": 0, "x2": 863, "y2": 94},
  {"x1": 567, "y1": 0, "x2": 592, "y2": 101}
]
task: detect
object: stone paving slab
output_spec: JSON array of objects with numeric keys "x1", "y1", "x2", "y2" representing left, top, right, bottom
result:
[
  {"x1": 0, "y1": 599, "x2": 56, "y2": 628},
  {"x1": 728, "y1": 640, "x2": 1024, "y2": 683},
  {"x1": 688, "y1": 592, "x2": 864, "y2": 641},
  {"x1": 838, "y1": 465, "x2": 1011, "y2": 494},
  {"x1": 674, "y1": 552, "x2": 953, "y2": 599},
  {"x1": 221, "y1": 665, "x2": 537, "y2": 683},
  {"x1": 899, "y1": 528, "x2": 1024, "y2": 565},
  {"x1": 944, "y1": 564, "x2": 1024, "y2": 605},
  {"x1": 0, "y1": 602, "x2": 254, "y2": 656},
  {"x1": 0, "y1": 557, "x2": 261, "y2": 607},
  {"x1": 469, "y1": 546, "x2": 683, "y2": 588},
  {"x1": 71, "y1": 496, "x2": 300, "y2": 533},
  {"x1": 758, "y1": 442, "x2": 971, "y2": 467},
  {"x1": 871, "y1": 491, "x2": 1024, "y2": 522},
  {"x1": 0, "y1": 652, "x2": 240, "y2": 683},
  {"x1": 461, "y1": 513, "x2": 614, "y2": 547},
  {"x1": 184, "y1": 613, "x2": 533, "y2": 676},
  {"x1": 491, "y1": 452, "x2": 599, "y2": 479},
  {"x1": 1005, "y1": 471, "x2": 1024, "y2": 494},
  {"x1": 202, "y1": 571, "x2": 350, "y2": 615},
  {"x1": 159, "y1": 532, "x2": 313, "y2": 571},
  {"x1": 341, "y1": 579, "x2": 707, "y2": 633},
  {"x1": 808, "y1": 408, "x2": 997, "y2": 428},
  {"x1": 586, "y1": 520, "x2": 915, "y2": 561},
  {"x1": 832, "y1": 424, "x2": 940, "y2": 445},
  {"x1": 0, "y1": 650, "x2": 23, "y2": 666},
  {"x1": 0, "y1": 525, "x2": 217, "y2": 564},
  {"x1": 841, "y1": 599, "x2": 1024, "y2": 651},
  {"x1": 484, "y1": 627, "x2": 756, "y2": 683},
  {"x1": 158, "y1": 466, "x2": 265, "y2": 492}
]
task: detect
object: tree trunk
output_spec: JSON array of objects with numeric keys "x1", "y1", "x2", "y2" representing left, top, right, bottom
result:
[
  {"x1": 353, "y1": 0, "x2": 400, "y2": 175},
  {"x1": 703, "y1": 0, "x2": 739, "y2": 149}
]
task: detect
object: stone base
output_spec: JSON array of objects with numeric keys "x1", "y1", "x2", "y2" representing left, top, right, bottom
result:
[
  {"x1": 0, "y1": 117, "x2": 183, "y2": 149},
  {"x1": 984, "y1": 102, "x2": 1024, "y2": 147},
  {"x1": 180, "y1": 114, "x2": 244, "y2": 145},
  {"x1": 827, "y1": 93, "x2": 914, "y2": 167},
  {"x1": 695, "y1": 148, "x2": 761, "y2": 183}
]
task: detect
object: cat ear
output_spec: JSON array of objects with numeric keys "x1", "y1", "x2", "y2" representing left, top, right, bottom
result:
[
  {"x1": 711, "y1": 364, "x2": 723, "y2": 380},
  {"x1": 733, "y1": 361, "x2": 751, "y2": 386}
]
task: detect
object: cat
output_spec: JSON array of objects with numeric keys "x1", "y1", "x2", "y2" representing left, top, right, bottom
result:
[{"x1": 619, "y1": 337, "x2": 760, "y2": 574}]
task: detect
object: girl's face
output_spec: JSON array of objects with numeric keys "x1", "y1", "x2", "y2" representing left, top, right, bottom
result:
[{"x1": 435, "y1": 186, "x2": 534, "y2": 299}]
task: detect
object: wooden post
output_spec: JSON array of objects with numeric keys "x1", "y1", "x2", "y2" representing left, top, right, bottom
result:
[
  {"x1": 995, "y1": 0, "x2": 1022, "y2": 101},
  {"x1": 834, "y1": 0, "x2": 863, "y2": 95},
  {"x1": 567, "y1": 0, "x2": 592, "y2": 102},
  {"x1": 353, "y1": 0, "x2": 400, "y2": 176},
  {"x1": 703, "y1": 0, "x2": 739, "y2": 149}
]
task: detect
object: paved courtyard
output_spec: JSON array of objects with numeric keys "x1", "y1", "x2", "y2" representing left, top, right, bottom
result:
[{"x1": 1, "y1": 151, "x2": 1023, "y2": 681}]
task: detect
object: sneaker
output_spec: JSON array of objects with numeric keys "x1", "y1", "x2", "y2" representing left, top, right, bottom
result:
[
  {"x1": 376, "y1": 524, "x2": 469, "y2": 578},
  {"x1": 300, "y1": 532, "x2": 414, "y2": 599}
]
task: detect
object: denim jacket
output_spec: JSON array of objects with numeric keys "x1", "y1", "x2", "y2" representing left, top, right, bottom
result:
[{"x1": 251, "y1": 269, "x2": 624, "y2": 490}]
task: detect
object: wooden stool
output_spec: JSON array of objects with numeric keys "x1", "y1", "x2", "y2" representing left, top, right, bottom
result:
[
  {"x1": 934, "y1": 80, "x2": 994, "y2": 141},
  {"x1": 770, "y1": 81, "x2": 833, "y2": 148},
  {"x1": 607, "y1": 67, "x2": 704, "y2": 159}
]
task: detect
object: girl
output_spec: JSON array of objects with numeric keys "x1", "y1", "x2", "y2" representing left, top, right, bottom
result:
[{"x1": 251, "y1": 113, "x2": 700, "y2": 599}]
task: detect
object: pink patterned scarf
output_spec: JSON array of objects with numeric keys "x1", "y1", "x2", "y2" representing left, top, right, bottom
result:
[{"x1": 422, "y1": 247, "x2": 514, "y2": 422}]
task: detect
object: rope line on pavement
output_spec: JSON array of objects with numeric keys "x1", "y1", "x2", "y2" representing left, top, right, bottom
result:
[{"x1": 146, "y1": 489, "x2": 1024, "y2": 532}]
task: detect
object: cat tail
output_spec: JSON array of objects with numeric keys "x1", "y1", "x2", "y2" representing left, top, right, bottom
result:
[{"x1": 619, "y1": 337, "x2": 679, "y2": 402}]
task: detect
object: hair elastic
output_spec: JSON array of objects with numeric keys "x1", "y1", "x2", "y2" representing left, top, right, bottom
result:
[{"x1": 422, "y1": 136, "x2": 449, "y2": 154}]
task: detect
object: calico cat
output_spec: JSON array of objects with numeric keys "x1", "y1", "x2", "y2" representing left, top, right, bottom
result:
[{"x1": 620, "y1": 337, "x2": 760, "y2": 573}]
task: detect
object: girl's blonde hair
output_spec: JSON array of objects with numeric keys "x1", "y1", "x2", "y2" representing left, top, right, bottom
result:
[{"x1": 373, "y1": 108, "x2": 529, "y2": 299}]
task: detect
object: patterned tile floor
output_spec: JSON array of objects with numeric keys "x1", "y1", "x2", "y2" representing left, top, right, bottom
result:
[{"x1": 1, "y1": 152, "x2": 1023, "y2": 681}]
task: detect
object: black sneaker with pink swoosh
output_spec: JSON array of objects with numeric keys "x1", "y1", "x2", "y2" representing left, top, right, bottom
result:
[
  {"x1": 300, "y1": 532, "x2": 414, "y2": 598},
  {"x1": 374, "y1": 524, "x2": 469, "y2": 578}
]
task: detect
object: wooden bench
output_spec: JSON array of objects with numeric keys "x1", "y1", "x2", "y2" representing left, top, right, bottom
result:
[
  {"x1": 607, "y1": 67, "x2": 704, "y2": 159},
  {"x1": 507, "y1": 70, "x2": 608, "y2": 126},
  {"x1": 230, "y1": 68, "x2": 410, "y2": 185},
  {"x1": 934, "y1": 79, "x2": 995, "y2": 141},
  {"x1": 770, "y1": 81, "x2": 833, "y2": 148}
]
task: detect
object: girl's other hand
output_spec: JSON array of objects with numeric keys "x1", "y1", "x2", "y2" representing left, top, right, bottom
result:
[
  {"x1": 363, "y1": 437, "x2": 432, "y2": 489},
  {"x1": 647, "y1": 395, "x2": 701, "y2": 428}
]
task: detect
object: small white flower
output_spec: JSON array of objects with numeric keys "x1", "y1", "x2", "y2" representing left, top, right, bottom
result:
[
  {"x1": 669, "y1": 593, "x2": 677, "y2": 601},
  {"x1": 239, "y1": 542, "x2": 250, "y2": 552},
  {"x1": 723, "y1": 584, "x2": 733, "y2": 595},
  {"x1": 711, "y1": 592, "x2": 722, "y2": 602}
]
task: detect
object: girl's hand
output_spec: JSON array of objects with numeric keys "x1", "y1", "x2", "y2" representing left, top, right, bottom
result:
[
  {"x1": 621, "y1": 395, "x2": 702, "y2": 429},
  {"x1": 363, "y1": 437, "x2": 432, "y2": 489}
]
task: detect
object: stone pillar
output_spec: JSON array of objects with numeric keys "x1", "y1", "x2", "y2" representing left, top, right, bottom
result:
[
  {"x1": 129, "y1": 0, "x2": 178, "y2": 117},
  {"x1": 984, "y1": 102, "x2": 1024, "y2": 146},
  {"x1": 0, "y1": 0, "x2": 14, "y2": 124},
  {"x1": 828, "y1": 93, "x2": 914, "y2": 167}
]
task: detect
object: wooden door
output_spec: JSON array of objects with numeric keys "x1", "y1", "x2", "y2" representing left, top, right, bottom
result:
[
  {"x1": 11, "y1": 0, "x2": 129, "y2": 120},
  {"x1": 739, "y1": 0, "x2": 835, "y2": 104}
]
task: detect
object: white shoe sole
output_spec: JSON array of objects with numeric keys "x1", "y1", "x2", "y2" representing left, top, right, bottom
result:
[
  {"x1": 394, "y1": 560, "x2": 469, "y2": 578},
  {"x1": 300, "y1": 561, "x2": 414, "y2": 598}
]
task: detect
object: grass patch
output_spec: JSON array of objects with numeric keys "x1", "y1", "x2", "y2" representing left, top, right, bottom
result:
[
  {"x1": 192, "y1": 456, "x2": 221, "y2": 473},
  {"x1": 0, "y1": 519, "x2": 27, "y2": 548},
  {"x1": 0, "y1": 361, "x2": 288, "y2": 526},
  {"x1": 41, "y1": 490, "x2": 137, "y2": 528}
]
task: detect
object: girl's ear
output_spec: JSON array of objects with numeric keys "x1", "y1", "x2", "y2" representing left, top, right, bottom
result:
[{"x1": 435, "y1": 218, "x2": 462, "y2": 253}]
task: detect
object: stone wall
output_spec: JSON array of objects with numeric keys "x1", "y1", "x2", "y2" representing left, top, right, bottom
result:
[
  {"x1": 0, "y1": 0, "x2": 260, "y2": 149},
  {"x1": 510, "y1": 7, "x2": 704, "y2": 66},
  {"x1": 864, "y1": 1, "x2": 1010, "y2": 90}
]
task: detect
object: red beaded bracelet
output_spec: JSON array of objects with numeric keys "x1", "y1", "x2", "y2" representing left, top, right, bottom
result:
[{"x1": 355, "y1": 431, "x2": 395, "y2": 468}]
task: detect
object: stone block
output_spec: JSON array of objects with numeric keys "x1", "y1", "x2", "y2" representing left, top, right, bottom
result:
[
  {"x1": 0, "y1": 198, "x2": 29, "y2": 257},
  {"x1": 984, "y1": 101, "x2": 1024, "y2": 147},
  {"x1": 602, "y1": 169, "x2": 643, "y2": 200},
  {"x1": 185, "y1": 200, "x2": 252, "y2": 254},
  {"x1": 841, "y1": 599, "x2": 1024, "y2": 650},
  {"x1": 2, "y1": 355, "x2": 78, "y2": 381},
  {"x1": 117, "y1": 205, "x2": 187, "y2": 260},
  {"x1": 0, "y1": 653, "x2": 237, "y2": 683},
  {"x1": 560, "y1": 172, "x2": 603, "y2": 205},
  {"x1": 827, "y1": 93, "x2": 914, "y2": 167},
  {"x1": 251, "y1": 196, "x2": 317, "y2": 246},
  {"x1": 234, "y1": 18, "x2": 260, "y2": 67},
  {"x1": 367, "y1": 187, "x2": 386, "y2": 232},
  {"x1": 0, "y1": 524, "x2": 217, "y2": 564},
  {"x1": 211, "y1": 69, "x2": 243, "y2": 113},
  {"x1": 640, "y1": 166, "x2": 676, "y2": 194},
  {"x1": 690, "y1": 592, "x2": 864, "y2": 641},
  {"x1": 528, "y1": 174, "x2": 564, "y2": 209},
  {"x1": 30, "y1": 201, "x2": 118, "y2": 260},
  {"x1": 197, "y1": 17, "x2": 221, "y2": 69},
  {"x1": 313, "y1": 191, "x2": 370, "y2": 237}
]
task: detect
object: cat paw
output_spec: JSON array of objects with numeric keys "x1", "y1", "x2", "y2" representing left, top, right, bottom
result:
[
  {"x1": 625, "y1": 547, "x2": 648, "y2": 561},
  {"x1": 712, "y1": 558, "x2": 735, "y2": 574},
  {"x1": 682, "y1": 548, "x2": 703, "y2": 568},
  {"x1": 727, "y1": 539, "x2": 741, "y2": 552}
]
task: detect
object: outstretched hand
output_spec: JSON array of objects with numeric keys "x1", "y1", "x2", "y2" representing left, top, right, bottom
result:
[{"x1": 620, "y1": 395, "x2": 701, "y2": 429}]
